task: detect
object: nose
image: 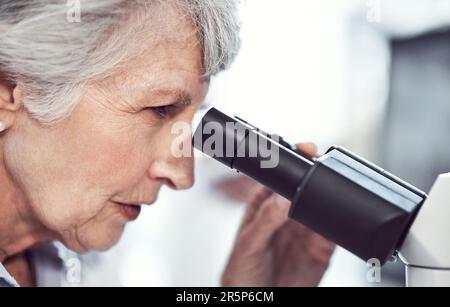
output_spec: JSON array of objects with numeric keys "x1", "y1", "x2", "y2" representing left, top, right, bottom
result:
[
  {"x1": 148, "y1": 157, "x2": 194, "y2": 190},
  {"x1": 147, "y1": 129, "x2": 195, "y2": 190}
]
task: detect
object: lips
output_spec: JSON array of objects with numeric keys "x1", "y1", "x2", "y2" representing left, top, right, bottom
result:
[
  {"x1": 113, "y1": 202, "x2": 143, "y2": 221},
  {"x1": 121, "y1": 204, "x2": 142, "y2": 220},
  {"x1": 112, "y1": 199, "x2": 156, "y2": 221},
  {"x1": 114, "y1": 199, "x2": 156, "y2": 206}
]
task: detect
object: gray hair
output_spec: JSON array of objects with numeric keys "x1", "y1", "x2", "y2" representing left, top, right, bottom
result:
[{"x1": 0, "y1": 0, "x2": 241, "y2": 123}]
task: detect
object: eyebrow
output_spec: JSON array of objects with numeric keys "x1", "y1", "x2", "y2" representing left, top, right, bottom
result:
[{"x1": 151, "y1": 89, "x2": 192, "y2": 106}]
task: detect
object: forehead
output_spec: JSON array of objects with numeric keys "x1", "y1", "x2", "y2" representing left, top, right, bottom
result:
[{"x1": 110, "y1": 4, "x2": 205, "y2": 103}]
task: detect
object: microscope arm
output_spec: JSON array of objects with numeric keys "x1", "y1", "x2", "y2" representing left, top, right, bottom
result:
[{"x1": 398, "y1": 173, "x2": 450, "y2": 286}]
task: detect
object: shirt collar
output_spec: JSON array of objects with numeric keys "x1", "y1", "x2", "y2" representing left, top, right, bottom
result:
[{"x1": 0, "y1": 262, "x2": 19, "y2": 287}]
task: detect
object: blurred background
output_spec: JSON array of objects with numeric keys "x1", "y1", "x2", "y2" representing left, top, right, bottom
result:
[{"x1": 79, "y1": 0, "x2": 450, "y2": 287}]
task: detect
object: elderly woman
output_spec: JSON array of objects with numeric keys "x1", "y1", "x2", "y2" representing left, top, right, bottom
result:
[{"x1": 0, "y1": 0, "x2": 334, "y2": 287}]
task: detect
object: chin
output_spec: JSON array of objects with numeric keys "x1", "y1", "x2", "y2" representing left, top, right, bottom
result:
[{"x1": 62, "y1": 223, "x2": 126, "y2": 253}]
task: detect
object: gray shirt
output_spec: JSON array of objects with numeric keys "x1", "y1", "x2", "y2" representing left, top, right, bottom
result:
[
  {"x1": 0, "y1": 242, "x2": 116, "y2": 287},
  {"x1": 0, "y1": 242, "x2": 71, "y2": 287}
]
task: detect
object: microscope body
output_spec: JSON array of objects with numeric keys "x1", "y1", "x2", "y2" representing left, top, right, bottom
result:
[
  {"x1": 399, "y1": 173, "x2": 450, "y2": 286},
  {"x1": 288, "y1": 146, "x2": 425, "y2": 265}
]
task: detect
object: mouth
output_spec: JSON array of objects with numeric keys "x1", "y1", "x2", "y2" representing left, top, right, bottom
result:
[
  {"x1": 113, "y1": 202, "x2": 143, "y2": 221},
  {"x1": 112, "y1": 197, "x2": 157, "y2": 221}
]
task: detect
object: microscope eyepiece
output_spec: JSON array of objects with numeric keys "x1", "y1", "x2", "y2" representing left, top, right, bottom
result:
[
  {"x1": 193, "y1": 108, "x2": 427, "y2": 265},
  {"x1": 193, "y1": 107, "x2": 314, "y2": 200}
]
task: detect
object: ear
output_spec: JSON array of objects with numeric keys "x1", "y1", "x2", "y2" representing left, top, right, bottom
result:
[{"x1": 0, "y1": 76, "x2": 23, "y2": 132}]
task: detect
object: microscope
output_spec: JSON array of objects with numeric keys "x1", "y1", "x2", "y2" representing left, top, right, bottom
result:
[{"x1": 193, "y1": 108, "x2": 450, "y2": 287}]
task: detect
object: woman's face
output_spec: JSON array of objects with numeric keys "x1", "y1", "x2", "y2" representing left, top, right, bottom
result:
[{"x1": 2, "y1": 12, "x2": 208, "y2": 252}]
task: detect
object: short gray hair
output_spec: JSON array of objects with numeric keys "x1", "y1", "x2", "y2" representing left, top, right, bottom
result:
[{"x1": 0, "y1": 0, "x2": 241, "y2": 123}]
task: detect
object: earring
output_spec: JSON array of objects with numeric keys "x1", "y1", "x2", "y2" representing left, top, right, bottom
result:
[{"x1": 0, "y1": 121, "x2": 6, "y2": 133}]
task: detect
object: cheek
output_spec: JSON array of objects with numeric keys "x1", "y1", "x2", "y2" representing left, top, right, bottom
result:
[
  {"x1": 82, "y1": 128, "x2": 153, "y2": 191},
  {"x1": 42, "y1": 132, "x2": 148, "y2": 231},
  {"x1": 5, "y1": 118, "x2": 151, "y2": 233},
  {"x1": 66, "y1": 102, "x2": 153, "y2": 191},
  {"x1": 82, "y1": 132, "x2": 141, "y2": 180}
]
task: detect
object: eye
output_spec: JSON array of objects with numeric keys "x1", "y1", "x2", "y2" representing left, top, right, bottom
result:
[{"x1": 147, "y1": 105, "x2": 176, "y2": 119}]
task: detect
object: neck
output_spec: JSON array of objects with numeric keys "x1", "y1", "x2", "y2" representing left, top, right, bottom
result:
[{"x1": 0, "y1": 142, "x2": 55, "y2": 263}]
